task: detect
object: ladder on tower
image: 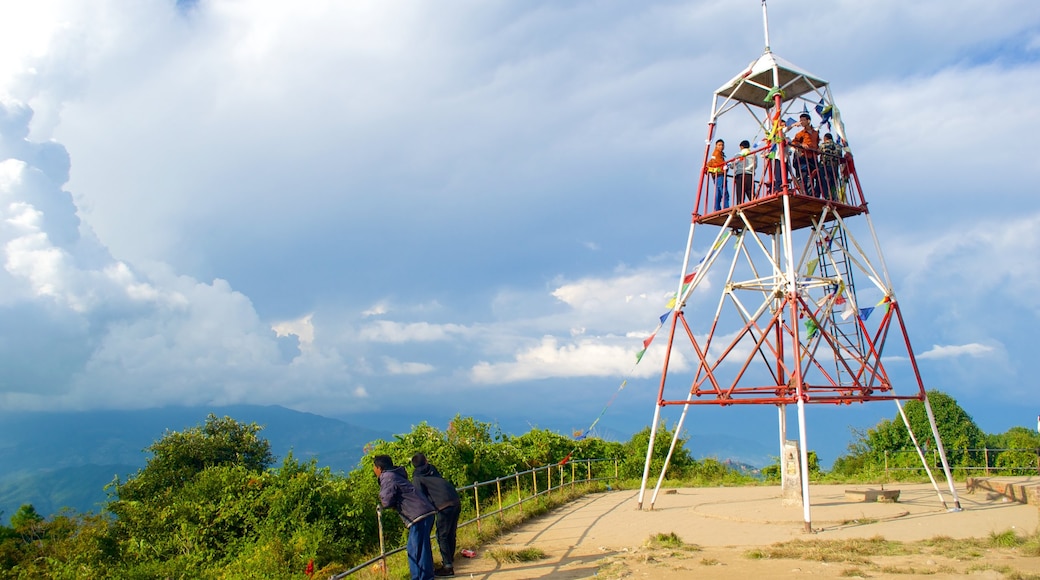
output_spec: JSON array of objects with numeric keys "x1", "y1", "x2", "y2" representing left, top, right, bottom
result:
[{"x1": 814, "y1": 223, "x2": 866, "y2": 387}]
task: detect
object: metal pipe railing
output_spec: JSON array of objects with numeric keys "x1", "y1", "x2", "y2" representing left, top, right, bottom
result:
[{"x1": 332, "y1": 458, "x2": 618, "y2": 579}]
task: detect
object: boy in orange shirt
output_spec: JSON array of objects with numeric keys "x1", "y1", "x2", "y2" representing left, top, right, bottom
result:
[{"x1": 707, "y1": 139, "x2": 729, "y2": 211}]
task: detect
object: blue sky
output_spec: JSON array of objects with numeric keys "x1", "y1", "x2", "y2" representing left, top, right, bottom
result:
[{"x1": 0, "y1": 0, "x2": 1037, "y2": 466}]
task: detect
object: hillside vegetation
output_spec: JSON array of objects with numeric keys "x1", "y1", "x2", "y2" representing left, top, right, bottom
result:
[{"x1": 0, "y1": 390, "x2": 1034, "y2": 578}]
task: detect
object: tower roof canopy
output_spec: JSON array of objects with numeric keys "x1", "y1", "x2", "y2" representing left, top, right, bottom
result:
[{"x1": 715, "y1": 51, "x2": 828, "y2": 108}]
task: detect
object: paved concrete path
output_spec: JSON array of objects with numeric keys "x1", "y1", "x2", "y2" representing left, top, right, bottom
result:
[{"x1": 453, "y1": 482, "x2": 1040, "y2": 578}]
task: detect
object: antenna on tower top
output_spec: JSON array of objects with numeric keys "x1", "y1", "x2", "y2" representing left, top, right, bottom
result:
[{"x1": 761, "y1": 0, "x2": 771, "y2": 53}]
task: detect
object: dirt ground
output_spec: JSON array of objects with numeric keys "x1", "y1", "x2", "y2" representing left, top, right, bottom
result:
[{"x1": 451, "y1": 481, "x2": 1040, "y2": 579}]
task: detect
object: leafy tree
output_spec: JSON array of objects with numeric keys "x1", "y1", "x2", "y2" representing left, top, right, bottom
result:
[
  {"x1": 834, "y1": 390, "x2": 986, "y2": 472},
  {"x1": 619, "y1": 423, "x2": 695, "y2": 480},
  {"x1": 0, "y1": 508, "x2": 118, "y2": 578},
  {"x1": 509, "y1": 428, "x2": 576, "y2": 468},
  {"x1": 988, "y1": 426, "x2": 1040, "y2": 472},
  {"x1": 107, "y1": 415, "x2": 275, "y2": 573},
  {"x1": 9, "y1": 504, "x2": 43, "y2": 542},
  {"x1": 112, "y1": 414, "x2": 273, "y2": 503}
]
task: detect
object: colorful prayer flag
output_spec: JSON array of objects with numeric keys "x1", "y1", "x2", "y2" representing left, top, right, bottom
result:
[
  {"x1": 815, "y1": 97, "x2": 833, "y2": 126},
  {"x1": 841, "y1": 301, "x2": 856, "y2": 320}
]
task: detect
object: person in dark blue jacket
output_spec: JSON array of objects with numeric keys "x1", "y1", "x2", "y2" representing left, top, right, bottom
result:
[
  {"x1": 374, "y1": 455, "x2": 437, "y2": 580},
  {"x1": 411, "y1": 453, "x2": 462, "y2": 577}
]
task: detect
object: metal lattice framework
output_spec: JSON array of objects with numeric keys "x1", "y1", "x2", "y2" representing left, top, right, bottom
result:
[{"x1": 637, "y1": 1, "x2": 962, "y2": 529}]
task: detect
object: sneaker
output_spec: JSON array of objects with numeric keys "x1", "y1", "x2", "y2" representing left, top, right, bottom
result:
[{"x1": 434, "y1": 566, "x2": 455, "y2": 577}]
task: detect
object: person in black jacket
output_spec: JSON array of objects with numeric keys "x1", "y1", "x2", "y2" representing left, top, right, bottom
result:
[
  {"x1": 411, "y1": 453, "x2": 462, "y2": 577},
  {"x1": 374, "y1": 455, "x2": 437, "y2": 580}
]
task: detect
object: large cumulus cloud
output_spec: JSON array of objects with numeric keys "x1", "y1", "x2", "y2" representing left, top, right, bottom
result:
[{"x1": 0, "y1": 100, "x2": 358, "y2": 411}]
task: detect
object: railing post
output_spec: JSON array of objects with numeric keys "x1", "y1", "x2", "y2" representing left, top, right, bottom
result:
[
  {"x1": 884, "y1": 450, "x2": 889, "y2": 481},
  {"x1": 548, "y1": 464, "x2": 552, "y2": 494},
  {"x1": 496, "y1": 476, "x2": 503, "y2": 522},
  {"x1": 984, "y1": 447, "x2": 990, "y2": 475},
  {"x1": 587, "y1": 460, "x2": 592, "y2": 483},
  {"x1": 571, "y1": 461, "x2": 575, "y2": 488},
  {"x1": 376, "y1": 504, "x2": 387, "y2": 578},
  {"x1": 516, "y1": 472, "x2": 523, "y2": 515},
  {"x1": 474, "y1": 482, "x2": 481, "y2": 534},
  {"x1": 532, "y1": 468, "x2": 538, "y2": 497}
]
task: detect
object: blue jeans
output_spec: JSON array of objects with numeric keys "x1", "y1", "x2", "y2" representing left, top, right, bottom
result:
[
  {"x1": 406, "y1": 516, "x2": 436, "y2": 580},
  {"x1": 713, "y1": 174, "x2": 729, "y2": 210}
]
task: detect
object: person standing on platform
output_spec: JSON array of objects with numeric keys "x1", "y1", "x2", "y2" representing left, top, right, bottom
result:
[
  {"x1": 412, "y1": 453, "x2": 462, "y2": 577},
  {"x1": 707, "y1": 139, "x2": 730, "y2": 211},
  {"x1": 374, "y1": 455, "x2": 437, "y2": 580},
  {"x1": 818, "y1": 132, "x2": 842, "y2": 201},
  {"x1": 733, "y1": 140, "x2": 757, "y2": 204},
  {"x1": 789, "y1": 113, "x2": 820, "y2": 196}
]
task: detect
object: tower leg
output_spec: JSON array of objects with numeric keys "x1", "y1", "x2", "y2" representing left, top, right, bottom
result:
[
  {"x1": 922, "y1": 393, "x2": 963, "y2": 510},
  {"x1": 636, "y1": 403, "x2": 664, "y2": 510},
  {"x1": 893, "y1": 399, "x2": 949, "y2": 509},
  {"x1": 650, "y1": 398, "x2": 694, "y2": 509},
  {"x1": 777, "y1": 405, "x2": 787, "y2": 485},
  {"x1": 796, "y1": 396, "x2": 812, "y2": 532}
]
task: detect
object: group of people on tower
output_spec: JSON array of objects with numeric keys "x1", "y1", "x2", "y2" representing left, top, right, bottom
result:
[{"x1": 706, "y1": 112, "x2": 846, "y2": 211}]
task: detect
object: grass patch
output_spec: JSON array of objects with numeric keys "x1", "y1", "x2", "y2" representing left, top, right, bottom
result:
[
  {"x1": 990, "y1": 529, "x2": 1023, "y2": 548},
  {"x1": 965, "y1": 563, "x2": 1040, "y2": 579},
  {"x1": 734, "y1": 531, "x2": 1040, "y2": 578},
  {"x1": 448, "y1": 481, "x2": 607, "y2": 554},
  {"x1": 645, "y1": 531, "x2": 702, "y2": 552},
  {"x1": 595, "y1": 560, "x2": 628, "y2": 579},
  {"x1": 878, "y1": 563, "x2": 955, "y2": 575},
  {"x1": 743, "y1": 536, "x2": 911, "y2": 564},
  {"x1": 1021, "y1": 531, "x2": 1040, "y2": 557},
  {"x1": 699, "y1": 557, "x2": 720, "y2": 566},
  {"x1": 918, "y1": 534, "x2": 984, "y2": 560},
  {"x1": 483, "y1": 547, "x2": 547, "y2": 563},
  {"x1": 649, "y1": 532, "x2": 683, "y2": 549}
]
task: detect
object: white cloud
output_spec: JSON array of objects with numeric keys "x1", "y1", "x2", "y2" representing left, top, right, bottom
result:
[
  {"x1": 382, "y1": 357, "x2": 435, "y2": 376},
  {"x1": 361, "y1": 302, "x2": 390, "y2": 317},
  {"x1": 272, "y1": 313, "x2": 314, "y2": 346},
  {"x1": 918, "y1": 343, "x2": 996, "y2": 360},
  {"x1": 358, "y1": 320, "x2": 470, "y2": 343},
  {"x1": 470, "y1": 336, "x2": 637, "y2": 384}
]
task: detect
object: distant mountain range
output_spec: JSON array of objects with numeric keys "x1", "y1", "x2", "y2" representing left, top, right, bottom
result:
[
  {"x1": 0, "y1": 405, "x2": 780, "y2": 522},
  {"x1": 0, "y1": 405, "x2": 390, "y2": 519}
]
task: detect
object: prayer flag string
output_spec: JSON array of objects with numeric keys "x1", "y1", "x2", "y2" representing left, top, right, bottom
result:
[{"x1": 571, "y1": 236, "x2": 731, "y2": 445}]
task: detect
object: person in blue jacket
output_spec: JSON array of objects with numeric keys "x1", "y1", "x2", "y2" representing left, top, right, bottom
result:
[{"x1": 374, "y1": 454, "x2": 437, "y2": 580}]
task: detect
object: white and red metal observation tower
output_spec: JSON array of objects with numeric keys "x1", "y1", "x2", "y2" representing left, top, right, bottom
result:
[{"x1": 637, "y1": 2, "x2": 962, "y2": 530}]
